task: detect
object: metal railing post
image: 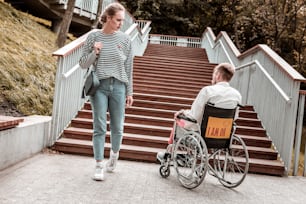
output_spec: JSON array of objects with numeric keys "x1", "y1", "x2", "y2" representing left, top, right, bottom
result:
[{"x1": 294, "y1": 91, "x2": 306, "y2": 175}]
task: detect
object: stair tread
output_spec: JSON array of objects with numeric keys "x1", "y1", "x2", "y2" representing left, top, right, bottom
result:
[
  {"x1": 125, "y1": 114, "x2": 174, "y2": 122},
  {"x1": 134, "y1": 72, "x2": 209, "y2": 81},
  {"x1": 65, "y1": 127, "x2": 170, "y2": 139},
  {"x1": 248, "y1": 157, "x2": 284, "y2": 167},
  {"x1": 128, "y1": 106, "x2": 176, "y2": 114},
  {"x1": 133, "y1": 99, "x2": 192, "y2": 107},
  {"x1": 134, "y1": 60, "x2": 213, "y2": 67},
  {"x1": 123, "y1": 133, "x2": 168, "y2": 141},
  {"x1": 236, "y1": 134, "x2": 271, "y2": 141},
  {"x1": 133, "y1": 76, "x2": 208, "y2": 86},
  {"x1": 56, "y1": 137, "x2": 165, "y2": 152},
  {"x1": 134, "y1": 92, "x2": 194, "y2": 102},
  {"x1": 124, "y1": 122, "x2": 172, "y2": 131},
  {"x1": 80, "y1": 107, "x2": 175, "y2": 114},
  {"x1": 239, "y1": 110, "x2": 257, "y2": 115},
  {"x1": 136, "y1": 55, "x2": 209, "y2": 64},
  {"x1": 237, "y1": 117, "x2": 261, "y2": 122},
  {"x1": 65, "y1": 126, "x2": 92, "y2": 134},
  {"x1": 74, "y1": 114, "x2": 174, "y2": 123},
  {"x1": 245, "y1": 145, "x2": 276, "y2": 153},
  {"x1": 72, "y1": 117, "x2": 92, "y2": 123},
  {"x1": 236, "y1": 125, "x2": 265, "y2": 131},
  {"x1": 134, "y1": 79, "x2": 205, "y2": 88}
]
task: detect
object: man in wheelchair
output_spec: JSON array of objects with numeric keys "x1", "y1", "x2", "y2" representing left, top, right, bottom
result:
[{"x1": 157, "y1": 62, "x2": 242, "y2": 162}]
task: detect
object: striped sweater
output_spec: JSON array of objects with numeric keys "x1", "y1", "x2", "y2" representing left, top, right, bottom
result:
[{"x1": 79, "y1": 30, "x2": 133, "y2": 96}]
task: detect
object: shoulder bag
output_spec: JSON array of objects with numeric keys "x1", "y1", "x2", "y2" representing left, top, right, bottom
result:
[{"x1": 82, "y1": 68, "x2": 100, "y2": 98}]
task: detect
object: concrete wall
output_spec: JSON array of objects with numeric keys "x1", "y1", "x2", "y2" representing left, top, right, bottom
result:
[{"x1": 0, "y1": 115, "x2": 51, "y2": 171}]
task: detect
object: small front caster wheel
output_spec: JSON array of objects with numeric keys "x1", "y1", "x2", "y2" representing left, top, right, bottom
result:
[{"x1": 159, "y1": 165, "x2": 170, "y2": 178}]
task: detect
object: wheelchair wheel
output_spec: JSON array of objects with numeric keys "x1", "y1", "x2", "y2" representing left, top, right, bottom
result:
[
  {"x1": 213, "y1": 135, "x2": 249, "y2": 188},
  {"x1": 173, "y1": 132, "x2": 208, "y2": 189},
  {"x1": 159, "y1": 165, "x2": 170, "y2": 178}
]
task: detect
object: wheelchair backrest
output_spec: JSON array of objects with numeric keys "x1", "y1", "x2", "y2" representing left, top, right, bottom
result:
[{"x1": 201, "y1": 103, "x2": 237, "y2": 149}]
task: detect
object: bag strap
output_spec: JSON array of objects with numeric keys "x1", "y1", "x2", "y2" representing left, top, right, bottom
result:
[{"x1": 81, "y1": 31, "x2": 99, "y2": 99}]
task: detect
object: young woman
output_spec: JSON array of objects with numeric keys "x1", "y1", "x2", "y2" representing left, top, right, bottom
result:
[{"x1": 79, "y1": 2, "x2": 133, "y2": 181}]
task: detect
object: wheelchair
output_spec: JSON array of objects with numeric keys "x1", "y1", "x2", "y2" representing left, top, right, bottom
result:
[{"x1": 157, "y1": 103, "x2": 249, "y2": 189}]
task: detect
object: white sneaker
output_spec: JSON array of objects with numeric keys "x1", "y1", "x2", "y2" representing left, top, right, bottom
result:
[
  {"x1": 157, "y1": 152, "x2": 165, "y2": 163},
  {"x1": 106, "y1": 150, "x2": 119, "y2": 172},
  {"x1": 93, "y1": 163, "x2": 104, "y2": 181}
]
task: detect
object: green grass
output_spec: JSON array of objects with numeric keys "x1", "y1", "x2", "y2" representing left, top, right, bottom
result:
[{"x1": 0, "y1": 0, "x2": 57, "y2": 115}]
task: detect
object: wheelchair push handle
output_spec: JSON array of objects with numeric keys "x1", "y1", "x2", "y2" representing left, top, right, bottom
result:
[{"x1": 176, "y1": 114, "x2": 197, "y2": 123}]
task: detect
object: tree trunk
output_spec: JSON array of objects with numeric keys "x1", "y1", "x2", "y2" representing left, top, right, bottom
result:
[
  {"x1": 56, "y1": 0, "x2": 76, "y2": 47},
  {"x1": 92, "y1": 0, "x2": 103, "y2": 29}
]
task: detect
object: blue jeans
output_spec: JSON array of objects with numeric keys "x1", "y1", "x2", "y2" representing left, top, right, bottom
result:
[{"x1": 90, "y1": 77, "x2": 126, "y2": 161}]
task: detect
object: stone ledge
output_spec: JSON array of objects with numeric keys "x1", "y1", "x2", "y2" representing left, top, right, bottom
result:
[
  {"x1": 0, "y1": 115, "x2": 24, "y2": 131},
  {"x1": 0, "y1": 115, "x2": 51, "y2": 171}
]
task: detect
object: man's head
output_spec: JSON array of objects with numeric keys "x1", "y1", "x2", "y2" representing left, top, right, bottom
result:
[{"x1": 211, "y1": 63, "x2": 235, "y2": 84}]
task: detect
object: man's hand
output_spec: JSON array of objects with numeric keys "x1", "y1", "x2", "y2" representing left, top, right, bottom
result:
[{"x1": 174, "y1": 109, "x2": 185, "y2": 119}]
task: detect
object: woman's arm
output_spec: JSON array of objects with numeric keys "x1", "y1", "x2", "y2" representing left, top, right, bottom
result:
[
  {"x1": 125, "y1": 38, "x2": 134, "y2": 96},
  {"x1": 79, "y1": 33, "x2": 98, "y2": 69}
]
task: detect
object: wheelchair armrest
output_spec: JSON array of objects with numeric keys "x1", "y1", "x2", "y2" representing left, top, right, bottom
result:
[
  {"x1": 238, "y1": 104, "x2": 244, "y2": 108},
  {"x1": 176, "y1": 114, "x2": 197, "y2": 123}
]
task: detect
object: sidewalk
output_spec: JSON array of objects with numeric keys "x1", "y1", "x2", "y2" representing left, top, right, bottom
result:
[{"x1": 0, "y1": 152, "x2": 306, "y2": 204}]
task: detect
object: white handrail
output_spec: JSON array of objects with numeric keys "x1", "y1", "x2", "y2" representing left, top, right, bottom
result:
[
  {"x1": 214, "y1": 40, "x2": 235, "y2": 69},
  {"x1": 62, "y1": 64, "x2": 80, "y2": 79},
  {"x1": 236, "y1": 61, "x2": 291, "y2": 103},
  {"x1": 125, "y1": 23, "x2": 138, "y2": 35}
]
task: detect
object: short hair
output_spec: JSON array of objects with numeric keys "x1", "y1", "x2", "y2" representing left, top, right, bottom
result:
[
  {"x1": 99, "y1": 3, "x2": 125, "y2": 24},
  {"x1": 215, "y1": 63, "x2": 235, "y2": 81}
]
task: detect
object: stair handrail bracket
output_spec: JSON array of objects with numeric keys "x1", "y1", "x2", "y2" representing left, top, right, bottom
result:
[
  {"x1": 50, "y1": 14, "x2": 151, "y2": 145},
  {"x1": 201, "y1": 27, "x2": 306, "y2": 175}
]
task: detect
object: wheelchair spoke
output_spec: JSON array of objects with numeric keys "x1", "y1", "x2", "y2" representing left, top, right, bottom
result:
[
  {"x1": 212, "y1": 135, "x2": 249, "y2": 188},
  {"x1": 173, "y1": 132, "x2": 208, "y2": 189}
]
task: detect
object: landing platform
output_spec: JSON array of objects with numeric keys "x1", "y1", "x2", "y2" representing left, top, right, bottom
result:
[{"x1": 0, "y1": 152, "x2": 305, "y2": 203}]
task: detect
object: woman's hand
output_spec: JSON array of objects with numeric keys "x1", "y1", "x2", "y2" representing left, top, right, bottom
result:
[
  {"x1": 126, "y1": 96, "x2": 133, "y2": 108},
  {"x1": 94, "y1": 42, "x2": 103, "y2": 55}
]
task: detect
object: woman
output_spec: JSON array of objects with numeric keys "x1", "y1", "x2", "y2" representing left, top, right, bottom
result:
[{"x1": 79, "y1": 2, "x2": 133, "y2": 181}]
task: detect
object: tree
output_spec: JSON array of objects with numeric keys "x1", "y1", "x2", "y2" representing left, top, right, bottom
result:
[
  {"x1": 92, "y1": 0, "x2": 103, "y2": 29},
  {"x1": 233, "y1": 0, "x2": 305, "y2": 75},
  {"x1": 56, "y1": 0, "x2": 76, "y2": 47}
]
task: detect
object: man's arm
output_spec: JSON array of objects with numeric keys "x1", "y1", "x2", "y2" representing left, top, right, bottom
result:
[{"x1": 184, "y1": 87, "x2": 210, "y2": 124}]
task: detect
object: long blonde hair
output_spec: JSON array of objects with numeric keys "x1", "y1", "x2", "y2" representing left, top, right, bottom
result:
[{"x1": 99, "y1": 3, "x2": 125, "y2": 24}]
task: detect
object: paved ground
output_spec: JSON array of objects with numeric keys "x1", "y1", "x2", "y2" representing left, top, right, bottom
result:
[{"x1": 0, "y1": 152, "x2": 306, "y2": 204}]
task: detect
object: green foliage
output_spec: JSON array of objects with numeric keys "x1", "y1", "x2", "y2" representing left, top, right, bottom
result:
[
  {"x1": 122, "y1": 0, "x2": 306, "y2": 77},
  {"x1": 235, "y1": 0, "x2": 306, "y2": 76},
  {"x1": 0, "y1": 1, "x2": 57, "y2": 116}
]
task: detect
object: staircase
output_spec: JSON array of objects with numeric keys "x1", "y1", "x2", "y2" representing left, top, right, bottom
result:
[{"x1": 52, "y1": 44, "x2": 286, "y2": 176}]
